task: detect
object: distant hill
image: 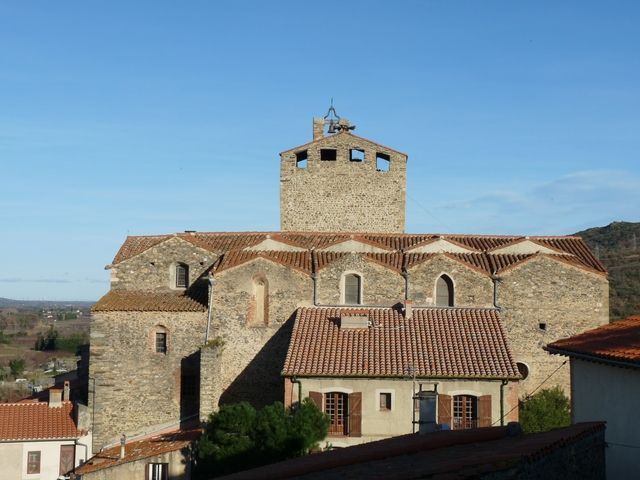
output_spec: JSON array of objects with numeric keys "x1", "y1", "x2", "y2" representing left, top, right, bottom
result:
[
  {"x1": 0, "y1": 297, "x2": 94, "y2": 309},
  {"x1": 574, "y1": 221, "x2": 640, "y2": 321}
]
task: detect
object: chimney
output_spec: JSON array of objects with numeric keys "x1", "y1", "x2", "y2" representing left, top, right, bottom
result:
[
  {"x1": 48, "y1": 388, "x2": 63, "y2": 408},
  {"x1": 120, "y1": 434, "x2": 126, "y2": 459},
  {"x1": 312, "y1": 118, "x2": 324, "y2": 141},
  {"x1": 404, "y1": 299, "x2": 413, "y2": 320},
  {"x1": 63, "y1": 381, "x2": 70, "y2": 402}
]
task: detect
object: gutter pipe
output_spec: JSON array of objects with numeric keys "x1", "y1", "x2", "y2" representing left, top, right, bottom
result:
[{"x1": 204, "y1": 274, "x2": 215, "y2": 343}]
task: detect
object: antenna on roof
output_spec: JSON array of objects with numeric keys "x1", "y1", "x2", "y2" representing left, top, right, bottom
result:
[{"x1": 323, "y1": 99, "x2": 355, "y2": 134}]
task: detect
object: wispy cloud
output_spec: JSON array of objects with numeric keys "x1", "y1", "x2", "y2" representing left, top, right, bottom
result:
[{"x1": 0, "y1": 278, "x2": 72, "y2": 284}]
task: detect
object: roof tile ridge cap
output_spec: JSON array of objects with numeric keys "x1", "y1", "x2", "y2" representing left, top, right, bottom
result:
[{"x1": 350, "y1": 235, "x2": 396, "y2": 251}]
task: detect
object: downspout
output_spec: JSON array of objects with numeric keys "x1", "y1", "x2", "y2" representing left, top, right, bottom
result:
[
  {"x1": 491, "y1": 274, "x2": 503, "y2": 310},
  {"x1": 204, "y1": 273, "x2": 215, "y2": 343},
  {"x1": 291, "y1": 377, "x2": 302, "y2": 409},
  {"x1": 74, "y1": 438, "x2": 90, "y2": 471},
  {"x1": 401, "y1": 269, "x2": 409, "y2": 300},
  {"x1": 311, "y1": 249, "x2": 318, "y2": 306},
  {"x1": 500, "y1": 379, "x2": 508, "y2": 426}
]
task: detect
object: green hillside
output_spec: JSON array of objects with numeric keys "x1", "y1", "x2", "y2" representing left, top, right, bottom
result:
[{"x1": 574, "y1": 221, "x2": 640, "y2": 321}]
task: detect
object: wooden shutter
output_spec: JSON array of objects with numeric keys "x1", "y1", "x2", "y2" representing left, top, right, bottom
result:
[
  {"x1": 349, "y1": 392, "x2": 362, "y2": 437},
  {"x1": 478, "y1": 395, "x2": 492, "y2": 427},
  {"x1": 59, "y1": 445, "x2": 75, "y2": 475},
  {"x1": 309, "y1": 391, "x2": 323, "y2": 410},
  {"x1": 437, "y1": 394, "x2": 452, "y2": 427}
]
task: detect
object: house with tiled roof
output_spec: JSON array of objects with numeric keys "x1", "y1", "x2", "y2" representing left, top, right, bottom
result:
[
  {"x1": 89, "y1": 110, "x2": 609, "y2": 457},
  {"x1": 0, "y1": 383, "x2": 91, "y2": 479},
  {"x1": 545, "y1": 316, "x2": 640, "y2": 479},
  {"x1": 282, "y1": 306, "x2": 520, "y2": 445}
]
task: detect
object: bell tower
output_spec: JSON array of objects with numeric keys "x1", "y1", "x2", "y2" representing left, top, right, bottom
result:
[{"x1": 279, "y1": 105, "x2": 407, "y2": 233}]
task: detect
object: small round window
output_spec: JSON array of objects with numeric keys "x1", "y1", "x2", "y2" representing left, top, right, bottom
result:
[{"x1": 516, "y1": 362, "x2": 529, "y2": 380}]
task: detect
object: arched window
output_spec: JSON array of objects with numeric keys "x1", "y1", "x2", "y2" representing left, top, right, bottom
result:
[
  {"x1": 175, "y1": 263, "x2": 189, "y2": 288},
  {"x1": 453, "y1": 395, "x2": 477, "y2": 430},
  {"x1": 435, "y1": 274, "x2": 454, "y2": 307},
  {"x1": 344, "y1": 274, "x2": 362, "y2": 305},
  {"x1": 251, "y1": 276, "x2": 269, "y2": 326}
]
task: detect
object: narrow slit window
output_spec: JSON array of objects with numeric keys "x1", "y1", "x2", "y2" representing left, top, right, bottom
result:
[
  {"x1": 350, "y1": 148, "x2": 365, "y2": 162},
  {"x1": 295, "y1": 150, "x2": 308, "y2": 169},
  {"x1": 321, "y1": 148, "x2": 337, "y2": 161},
  {"x1": 436, "y1": 275, "x2": 454, "y2": 307},
  {"x1": 376, "y1": 152, "x2": 390, "y2": 172}
]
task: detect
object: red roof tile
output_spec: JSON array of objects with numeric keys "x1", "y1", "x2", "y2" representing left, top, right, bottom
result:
[
  {"x1": 92, "y1": 290, "x2": 207, "y2": 312},
  {"x1": 214, "y1": 251, "x2": 313, "y2": 275},
  {"x1": 110, "y1": 232, "x2": 606, "y2": 276},
  {"x1": 75, "y1": 429, "x2": 200, "y2": 475},
  {"x1": 283, "y1": 307, "x2": 520, "y2": 379},
  {"x1": 0, "y1": 401, "x2": 80, "y2": 441},
  {"x1": 546, "y1": 316, "x2": 640, "y2": 366}
]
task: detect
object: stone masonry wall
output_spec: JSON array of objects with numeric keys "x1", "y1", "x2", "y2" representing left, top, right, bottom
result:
[
  {"x1": 210, "y1": 259, "x2": 312, "y2": 407},
  {"x1": 498, "y1": 257, "x2": 609, "y2": 394},
  {"x1": 315, "y1": 254, "x2": 404, "y2": 305},
  {"x1": 280, "y1": 132, "x2": 407, "y2": 233},
  {"x1": 407, "y1": 255, "x2": 494, "y2": 308},
  {"x1": 89, "y1": 311, "x2": 206, "y2": 451},
  {"x1": 110, "y1": 237, "x2": 217, "y2": 291}
]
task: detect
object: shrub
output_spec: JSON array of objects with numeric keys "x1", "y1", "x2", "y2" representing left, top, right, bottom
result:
[
  {"x1": 9, "y1": 358, "x2": 26, "y2": 378},
  {"x1": 519, "y1": 386, "x2": 570, "y2": 433}
]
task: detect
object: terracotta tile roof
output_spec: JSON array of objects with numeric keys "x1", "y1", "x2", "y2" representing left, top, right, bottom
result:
[
  {"x1": 109, "y1": 232, "x2": 606, "y2": 276},
  {"x1": 283, "y1": 307, "x2": 520, "y2": 379},
  {"x1": 213, "y1": 251, "x2": 312, "y2": 275},
  {"x1": 75, "y1": 428, "x2": 200, "y2": 475},
  {"x1": 363, "y1": 253, "x2": 404, "y2": 272},
  {"x1": 92, "y1": 290, "x2": 207, "y2": 312},
  {"x1": 546, "y1": 316, "x2": 640, "y2": 366},
  {"x1": 222, "y1": 422, "x2": 605, "y2": 480},
  {"x1": 405, "y1": 252, "x2": 493, "y2": 275},
  {"x1": 313, "y1": 251, "x2": 348, "y2": 270},
  {"x1": 0, "y1": 401, "x2": 80, "y2": 441}
]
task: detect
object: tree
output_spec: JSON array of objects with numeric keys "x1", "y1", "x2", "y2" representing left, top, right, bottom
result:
[
  {"x1": 35, "y1": 325, "x2": 58, "y2": 351},
  {"x1": 9, "y1": 358, "x2": 26, "y2": 378},
  {"x1": 519, "y1": 386, "x2": 570, "y2": 433},
  {"x1": 195, "y1": 399, "x2": 329, "y2": 477}
]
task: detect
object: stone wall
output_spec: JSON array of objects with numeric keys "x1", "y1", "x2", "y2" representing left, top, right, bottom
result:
[
  {"x1": 80, "y1": 448, "x2": 191, "y2": 480},
  {"x1": 110, "y1": 237, "x2": 217, "y2": 291},
  {"x1": 210, "y1": 259, "x2": 312, "y2": 407},
  {"x1": 498, "y1": 256, "x2": 609, "y2": 394},
  {"x1": 407, "y1": 255, "x2": 494, "y2": 307},
  {"x1": 316, "y1": 254, "x2": 404, "y2": 305},
  {"x1": 280, "y1": 132, "x2": 407, "y2": 233},
  {"x1": 89, "y1": 311, "x2": 206, "y2": 451}
]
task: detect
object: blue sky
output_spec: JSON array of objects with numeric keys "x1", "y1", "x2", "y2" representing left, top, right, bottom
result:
[{"x1": 1, "y1": 1, "x2": 639, "y2": 301}]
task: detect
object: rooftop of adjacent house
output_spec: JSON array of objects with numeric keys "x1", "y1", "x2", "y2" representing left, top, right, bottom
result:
[
  {"x1": 74, "y1": 428, "x2": 200, "y2": 475},
  {"x1": 0, "y1": 400, "x2": 80, "y2": 441},
  {"x1": 546, "y1": 315, "x2": 640, "y2": 367},
  {"x1": 110, "y1": 231, "x2": 605, "y2": 274},
  {"x1": 282, "y1": 307, "x2": 520, "y2": 379},
  {"x1": 219, "y1": 422, "x2": 605, "y2": 480}
]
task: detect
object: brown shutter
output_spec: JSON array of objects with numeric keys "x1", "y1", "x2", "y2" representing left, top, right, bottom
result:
[
  {"x1": 478, "y1": 395, "x2": 492, "y2": 427},
  {"x1": 309, "y1": 391, "x2": 323, "y2": 410},
  {"x1": 437, "y1": 394, "x2": 452, "y2": 426},
  {"x1": 348, "y1": 392, "x2": 362, "y2": 437}
]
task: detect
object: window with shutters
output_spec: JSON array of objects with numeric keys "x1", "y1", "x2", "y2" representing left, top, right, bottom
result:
[
  {"x1": 343, "y1": 273, "x2": 362, "y2": 305},
  {"x1": 146, "y1": 462, "x2": 168, "y2": 480},
  {"x1": 453, "y1": 395, "x2": 478, "y2": 430},
  {"x1": 435, "y1": 274, "x2": 454, "y2": 307},
  {"x1": 27, "y1": 451, "x2": 41, "y2": 474},
  {"x1": 175, "y1": 263, "x2": 189, "y2": 288},
  {"x1": 325, "y1": 392, "x2": 348, "y2": 436}
]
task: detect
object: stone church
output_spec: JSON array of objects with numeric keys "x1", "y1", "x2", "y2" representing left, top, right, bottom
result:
[{"x1": 89, "y1": 111, "x2": 608, "y2": 451}]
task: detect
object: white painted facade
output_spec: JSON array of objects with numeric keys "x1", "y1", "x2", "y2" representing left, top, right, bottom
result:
[
  {"x1": 0, "y1": 432, "x2": 92, "y2": 480},
  {"x1": 570, "y1": 358, "x2": 640, "y2": 479}
]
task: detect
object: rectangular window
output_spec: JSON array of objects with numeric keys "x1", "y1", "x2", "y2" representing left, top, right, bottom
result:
[
  {"x1": 320, "y1": 148, "x2": 337, "y2": 161},
  {"x1": 376, "y1": 152, "x2": 390, "y2": 172},
  {"x1": 295, "y1": 150, "x2": 308, "y2": 168},
  {"x1": 175, "y1": 264, "x2": 188, "y2": 288},
  {"x1": 147, "y1": 463, "x2": 168, "y2": 480},
  {"x1": 155, "y1": 332, "x2": 167, "y2": 353},
  {"x1": 350, "y1": 148, "x2": 365, "y2": 162},
  {"x1": 379, "y1": 392, "x2": 392, "y2": 411},
  {"x1": 27, "y1": 451, "x2": 41, "y2": 474}
]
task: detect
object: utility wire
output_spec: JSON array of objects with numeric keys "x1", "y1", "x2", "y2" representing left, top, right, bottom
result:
[{"x1": 493, "y1": 360, "x2": 568, "y2": 427}]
